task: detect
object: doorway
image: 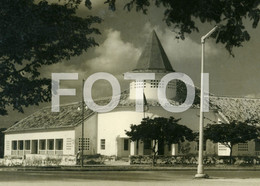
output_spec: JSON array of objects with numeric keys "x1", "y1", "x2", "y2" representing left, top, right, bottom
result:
[{"x1": 31, "y1": 140, "x2": 38, "y2": 154}]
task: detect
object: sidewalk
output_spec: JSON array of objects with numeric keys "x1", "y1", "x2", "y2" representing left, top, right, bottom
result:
[{"x1": 1, "y1": 164, "x2": 260, "y2": 172}]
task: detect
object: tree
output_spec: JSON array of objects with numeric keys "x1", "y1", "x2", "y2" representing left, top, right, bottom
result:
[
  {"x1": 125, "y1": 117, "x2": 195, "y2": 166},
  {"x1": 204, "y1": 120, "x2": 259, "y2": 164},
  {"x1": 2, "y1": 0, "x2": 259, "y2": 116},
  {"x1": 101, "y1": 0, "x2": 260, "y2": 56},
  {"x1": 0, "y1": 0, "x2": 101, "y2": 115},
  {"x1": 0, "y1": 128, "x2": 6, "y2": 158}
]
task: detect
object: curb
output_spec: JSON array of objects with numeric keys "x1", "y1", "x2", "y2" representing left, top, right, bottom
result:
[{"x1": 2, "y1": 165, "x2": 260, "y2": 172}]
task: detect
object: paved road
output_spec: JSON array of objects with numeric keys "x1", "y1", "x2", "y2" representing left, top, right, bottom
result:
[{"x1": 0, "y1": 170, "x2": 260, "y2": 186}]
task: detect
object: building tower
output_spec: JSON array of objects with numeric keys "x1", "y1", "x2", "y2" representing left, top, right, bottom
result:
[{"x1": 126, "y1": 30, "x2": 176, "y2": 101}]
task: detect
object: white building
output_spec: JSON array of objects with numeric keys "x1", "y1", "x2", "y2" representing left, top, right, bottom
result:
[{"x1": 4, "y1": 31, "x2": 260, "y2": 158}]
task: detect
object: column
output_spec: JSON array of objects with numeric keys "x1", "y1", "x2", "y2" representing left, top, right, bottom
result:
[
  {"x1": 171, "y1": 144, "x2": 176, "y2": 155},
  {"x1": 130, "y1": 141, "x2": 137, "y2": 156},
  {"x1": 153, "y1": 140, "x2": 158, "y2": 154}
]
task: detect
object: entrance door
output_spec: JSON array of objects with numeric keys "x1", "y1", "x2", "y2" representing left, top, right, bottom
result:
[
  {"x1": 143, "y1": 140, "x2": 152, "y2": 155},
  {"x1": 158, "y1": 140, "x2": 164, "y2": 155},
  {"x1": 31, "y1": 140, "x2": 38, "y2": 154},
  {"x1": 117, "y1": 138, "x2": 130, "y2": 157}
]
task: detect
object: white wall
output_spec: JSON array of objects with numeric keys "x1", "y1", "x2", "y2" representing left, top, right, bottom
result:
[
  {"x1": 75, "y1": 113, "x2": 98, "y2": 155},
  {"x1": 129, "y1": 73, "x2": 176, "y2": 100},
  {"x1": 97, "y1": 111, "x2": 145, "y2": 156},
  {"x1": 96, "y1": 108, "x2": 219, "y2": 156},
  {"x1": 5, "y1": 130, "x2": 75, "y2": 156}
]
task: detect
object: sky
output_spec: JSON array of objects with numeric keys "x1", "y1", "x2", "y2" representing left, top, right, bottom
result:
[{"x1": 1, "y1": 1, "x2": 260, "y2": 128}]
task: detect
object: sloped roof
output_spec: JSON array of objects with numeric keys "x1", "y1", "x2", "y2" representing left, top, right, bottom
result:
[
  {"x1": 133, "y1": 30, "x2": 174, "y2": 72},
  {"x1": 4, "y1": 89, "x2": 197, "y2": 133},
  {"x1": 6, "y1": 84, "x2": 260, "y2": 133},
  {"x1": 4, "y1": 102, "x2": 94, "y2": 133},
  {"x1": 5, "y1": 89, "x2": 260, "y2": 133},
  {"x1": 210, "y1": 96, "x2": 260, "y2": 122}
]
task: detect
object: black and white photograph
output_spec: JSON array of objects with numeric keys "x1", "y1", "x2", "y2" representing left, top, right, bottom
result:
[{"x1": 0, "y1": 0, "x2": 260, "y2": 185}]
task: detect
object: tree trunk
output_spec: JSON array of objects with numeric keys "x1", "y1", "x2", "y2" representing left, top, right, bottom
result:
[
  {"x1": 229, "y1": 145, "x2": 233, "y2": 164},
  {"x1": 152, "y1": 140, "x2": 157, "y2": 167}
]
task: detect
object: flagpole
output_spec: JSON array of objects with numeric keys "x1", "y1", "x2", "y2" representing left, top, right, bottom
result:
[
  {"x1": 143, "y1": 106, "x2": 145, "y2": 118},
  {"x1": 143, "y1": 87, "x2": 145, "y2": 119},
  {"x1": 81, "y1": 79, "x2": 84, "y2": 167}
]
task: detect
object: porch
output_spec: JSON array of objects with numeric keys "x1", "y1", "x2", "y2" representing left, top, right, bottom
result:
[{"x1": 116, "y1": 137, "x2": 178, "y2": 157}]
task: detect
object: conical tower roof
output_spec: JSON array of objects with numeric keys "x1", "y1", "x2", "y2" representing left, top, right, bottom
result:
[{"x1": 133, "y1": 30, "x2": 174, "y2": 72}]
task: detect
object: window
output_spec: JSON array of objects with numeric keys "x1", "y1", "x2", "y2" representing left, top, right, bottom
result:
[
  {"x1": 25, "y1": 140, "x2": 30, "y2": 150},
  {"x1": 238, "y1": 143, "x2": 248, "y2": 151},
  {"x1": 79, "y1": 138, "x2": 90, "y2": 150},
  {"x1": 56, "y1": 139, "x2": 63, "y2": 150},
  {"x1": 18, "y1": 140, "x2": 24, "y2": 150},
  {"x1": 255, "y1": 139, "x2": 260, "y2": 151},
  {"x1": 101, "y1": 139, "x2": 105, "y2": 150},
  {"x1": 66, "y1": 138, "x2": 72, "y2": 150},
  {"x1": 39, "y1": 139, "x2": 46, "y2": 150},
  {"x1": 47, "y1": 139, "x2": 54, "y2": 150},
  {"x1": 124, "y1": 139, "x2": 129, "y2": 151},
  {"x1": 178, "y1": 142, "x2": 181, "y2": 153},
  {"x1": 12, "y1": 141, "x2": 17, "y2": 150},
  {"x1": 144, "y1": 140, "x2": 151, "y2": 150},
  {"x1": 168, "y1": 144, "x2": 172, "y2": 151}
]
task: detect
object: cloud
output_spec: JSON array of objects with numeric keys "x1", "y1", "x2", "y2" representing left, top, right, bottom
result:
[
  {"x1": 82, "y1": 29, "x2": 141, "y2": 98},
  {"x1": 85, "y1": 29, "x2": 141, "y2": 75}
]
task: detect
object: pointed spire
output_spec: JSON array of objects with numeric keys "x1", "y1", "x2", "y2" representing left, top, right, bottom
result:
[{"x1": 133, "y1": 30, "x2": 174, "y2": 72}]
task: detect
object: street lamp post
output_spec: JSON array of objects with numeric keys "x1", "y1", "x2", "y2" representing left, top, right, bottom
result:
[
  {"x1": 195, "y1": 26, "x2": 218, "y2": 178},
  {"x1": 81, "y1": 79, "x2": 85, "y2": 167}
]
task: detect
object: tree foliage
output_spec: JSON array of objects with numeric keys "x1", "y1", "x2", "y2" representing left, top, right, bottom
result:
[
  {"x1": 204, "y1": 120, "x2": 259, "y2": 163},
  {"x1": 0, "y1": 0, "x2": 101, "y2": 115},
  {"x1": 0, "y1": 128, "x2": 6, "y2": 158},
  {"x1": 1, "y1": 0, "x2": 259, "y2": 116},
  {"x1": 125, "y1": 117, "x2": 195, "y2": 165},
  {"x1": 101, "y1": 0, "x2": 260, "y2": 56}
]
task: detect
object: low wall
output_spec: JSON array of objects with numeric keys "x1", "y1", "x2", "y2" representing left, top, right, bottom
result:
[
  {"x1": 130, "y1": 155, "x2": 260, "y2": 165},
  {"x1": 0, "y1": 154, "x2": 76, "y2": 166},
  {"x1": 77, "y1": 155, "x2": 117, "y2": 165},
  {"x1": 0, "y1": 154, "x2": 114, "y2": 166}
]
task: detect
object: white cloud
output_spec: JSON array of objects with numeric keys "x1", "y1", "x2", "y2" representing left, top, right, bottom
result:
[
  {"x1": 85, "y1": 29, "x2": 141, "y2": 74},
  {"x1": 83, "y1": 29, "x2": 141, "y2": 98}
]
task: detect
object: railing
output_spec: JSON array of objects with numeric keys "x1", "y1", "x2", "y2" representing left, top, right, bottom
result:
[
  {"x1": 24, "y1": 150, "x2": 31, "y2": 155},
  {"x1": 47, "y1": 150, "x2": 55, "y2": 155},
  {"x1": 55, "y1": 150, "x2": 63, "y2": 155},
  {"x1": 11, "y1": 149, "x2": 63, "y2": 156},
  {"x1": 39, "y1": 150, "x2": 46, "y2": 155},
  {"x1": 11, "y1": 150, "x2": 18, "y2": 155}
]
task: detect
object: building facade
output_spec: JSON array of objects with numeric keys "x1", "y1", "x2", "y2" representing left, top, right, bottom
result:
[{"x1": 4, "y1": 31, "x2": 260, "y2": 158}]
